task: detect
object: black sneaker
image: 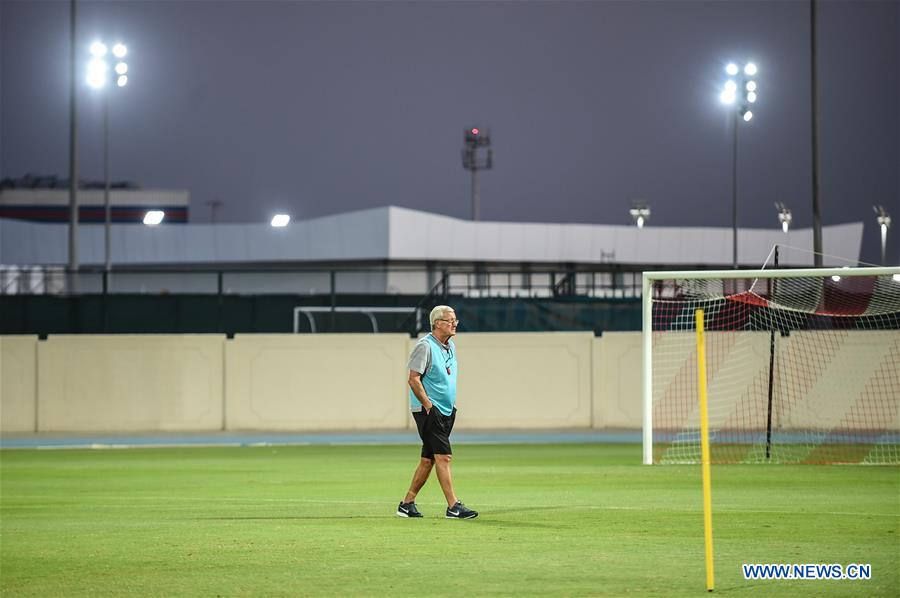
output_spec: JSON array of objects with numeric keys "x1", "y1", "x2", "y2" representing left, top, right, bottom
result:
[
  {"x1": 445, "y1": 501, "x2": 478, "y2": 519},
  {"x1": 396, "y1": 501, "x2": 423, "y2": 518}
]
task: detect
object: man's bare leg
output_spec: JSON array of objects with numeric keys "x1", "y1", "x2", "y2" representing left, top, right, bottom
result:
[
  {"x1": 433, "y1": 454, "x2": 459, "y2": 507},
  {"x1": 403, "y1": 457, "x2": 434, "y2": 504}
]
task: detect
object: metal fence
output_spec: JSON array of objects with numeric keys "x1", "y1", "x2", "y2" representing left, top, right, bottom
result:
[{"x1": 0, "y1": 264, "x2": 646, "y2": 299}]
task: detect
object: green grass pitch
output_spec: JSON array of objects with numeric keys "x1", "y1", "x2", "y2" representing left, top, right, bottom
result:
[{"x1": 1, "y1": 444, "x2": 897, "y2": 596}]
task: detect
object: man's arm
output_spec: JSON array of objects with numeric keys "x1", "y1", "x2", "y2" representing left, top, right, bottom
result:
[{"x1": 408, "y1": 370, "x2": 433, "y2": 414}]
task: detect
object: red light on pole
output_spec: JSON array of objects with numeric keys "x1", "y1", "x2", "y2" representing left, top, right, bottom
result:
[{"x1": 471, "y1": 128, "x2": 479, "y2": 135}]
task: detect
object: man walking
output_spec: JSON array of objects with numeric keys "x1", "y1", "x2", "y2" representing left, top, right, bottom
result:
[{"x1": 397, "y1": 305, "x2": 478, "y2": 519}]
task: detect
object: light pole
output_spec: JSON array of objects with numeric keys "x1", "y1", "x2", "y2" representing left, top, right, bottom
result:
[
  {"x1": 87, "y1": 40, "x2": 128, "y2": 274},
  {"x1": 205, "y1": 199, "x2": 223, "y2": 224},
  {"x1": 873, "y1": 205, "x2": 891, "y2": 265},
  {"x1": 720, "y1": 61, "x2": 758, "y2": 268},
  {"x1": 811, "y1": 0, "x2": 823, "y2": 266},
  {"x1": 775, "y1": 202, "x2": 792, "y2": 233},
  {"x1": 461, "y1": 127, "x2": 493, "y2": 221},
  {"x1": 68, "y1": 0, "x2": 79, "y2": 293}
]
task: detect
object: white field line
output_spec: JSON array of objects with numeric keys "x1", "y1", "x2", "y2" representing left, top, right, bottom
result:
[
  {"x1": 24, "y1": 442, "x2": 420, "y2": 450},
  {"x1": 1, "y1": 496, "x2": 896, "y2": 518}
]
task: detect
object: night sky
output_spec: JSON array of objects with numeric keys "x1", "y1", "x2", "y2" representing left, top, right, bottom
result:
[{"x1": 1, "y1": 0, "x2": 897, "y2": 265}]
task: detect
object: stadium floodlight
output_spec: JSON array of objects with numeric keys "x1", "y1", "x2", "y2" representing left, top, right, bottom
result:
[
  {"x1": 629, "y1": 202, "x2": 650, "y2": 229},
  {"x1": 143, "y1": 210, "x2": 164, "y2": 226},
  {"x1": 775, "y1": 202, "x2": 792, "y2": 233},
  {"x1": 720, "y1": 60, "x2": 759, "y2": 268},
  {"x1": 89, "y1": 41, "x2": 107, "y2": 57},
  {"x1": 720, "y1": 80, "x2": 737, "y2": 104},
  {"x1": 87, "y1": 39, "x2": 129, "y2": 274},
  {"x1": 86, "y1": 41, "x2": 127, "y2": 90},
  {"x1": 271, "y1": 214, "x2": 290, "y2": 227},
  {"x1": 874, "y1": 205, "x2": 891, "y2": 265},
  {"x1": 86, "y1": 59, "x2": 107, "y2": 89}
]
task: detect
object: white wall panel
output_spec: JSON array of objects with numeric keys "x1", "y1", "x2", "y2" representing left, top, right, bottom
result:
[
  {"x1": 36, "y1": 335, "x2": 224, "y2": 432},
  {"x1": 0, "y1": 336, "x2": 38, "y2": 432},
  {"x1": 452, "y1": 332, "x2": 593, "y2": 429},
  {"x1": 593, "y1": 333, "x2": 643, "y2": 428},
  {"x1": 225, "y1": 334, "x2": 409, "y2": 430}
]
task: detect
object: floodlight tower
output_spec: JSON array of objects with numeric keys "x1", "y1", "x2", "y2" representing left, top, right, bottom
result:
[
  {"x1": 873, "y1": 205, "x2": 891, "y2": 265},
  {"x1": 720, "y1": 61, "x2": 759, "y2": 268},
  {"x1": 68, "y1": 0, "x2": 79, "y2": 293},
  {"x1": 775, "y1": 202, "x2": 792, "y2": 233},
  {"x1": 629, "y1": 202, "x2": 650, "y2": 229},
  {"x1": 462, "y1": 127, "x2": 493, "y2": 221},
  {"x1": 87, "y1": 40, "x2": 129, "y2": 273}
]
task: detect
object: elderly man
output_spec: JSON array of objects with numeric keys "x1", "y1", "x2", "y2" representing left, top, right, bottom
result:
[{"x1": 396, "y1": 305, "x2": 478, "y2": 519}]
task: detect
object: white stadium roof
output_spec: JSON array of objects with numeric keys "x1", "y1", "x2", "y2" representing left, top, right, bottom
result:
[{"x1": 0, "y1": 205, "x2": 863, "y2": 267}]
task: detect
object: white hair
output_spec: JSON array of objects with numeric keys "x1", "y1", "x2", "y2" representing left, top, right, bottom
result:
[{"x1": 429, "y1": 305, "x2": 453, "y2": 328}]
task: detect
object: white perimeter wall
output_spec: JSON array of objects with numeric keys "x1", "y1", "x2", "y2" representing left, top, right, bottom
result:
[
  {"x1": 0, "y1": 332, "x2": 640, "y2": 433},
  {"x1": 2, "y1": 331, "x2": 895, "y2": 434}
]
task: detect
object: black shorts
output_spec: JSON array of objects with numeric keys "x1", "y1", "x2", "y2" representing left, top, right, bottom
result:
[{"x1": 413, "y1": 407, "x2": 457, "y2": 459}]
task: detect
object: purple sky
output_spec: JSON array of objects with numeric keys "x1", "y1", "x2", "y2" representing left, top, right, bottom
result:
[{"x1": 1, "y1": 0, "x2": 897, "y2": 265}]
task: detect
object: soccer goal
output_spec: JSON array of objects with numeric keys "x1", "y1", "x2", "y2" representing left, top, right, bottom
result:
[{"x1": 642, "y1": 266, "x2": 900, "y2": 465}]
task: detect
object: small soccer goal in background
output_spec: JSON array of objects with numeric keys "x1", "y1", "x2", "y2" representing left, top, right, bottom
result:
[{"x1": 642, "y1": 266, "x2": 900, "y2": 465}]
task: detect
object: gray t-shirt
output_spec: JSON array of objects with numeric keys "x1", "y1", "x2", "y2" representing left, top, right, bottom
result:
[{"x1": 407, "y1": 334, "x2": 437, "y2": 375}]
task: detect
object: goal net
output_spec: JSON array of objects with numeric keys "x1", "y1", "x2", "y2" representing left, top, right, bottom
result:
[{"x1": 642, "y1": 267, "x2": 900, "y2": 465}]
